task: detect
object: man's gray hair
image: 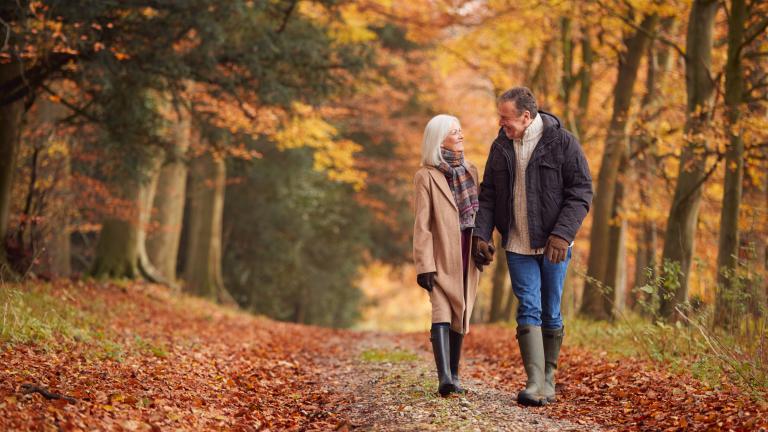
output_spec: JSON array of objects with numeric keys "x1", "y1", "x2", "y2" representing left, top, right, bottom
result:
[{"x1": 498, "y1": 87, "x2": 538, "y2": 118}]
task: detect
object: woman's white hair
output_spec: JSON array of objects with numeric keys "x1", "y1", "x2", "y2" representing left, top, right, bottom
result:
[{"x1": 421, "y1": 114, "x2": 460, "y2": 167}]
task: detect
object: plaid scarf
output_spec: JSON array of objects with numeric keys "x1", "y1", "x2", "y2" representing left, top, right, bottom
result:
[{"x1": 438, "y1": 148, "x2": 479, "y2": 230}]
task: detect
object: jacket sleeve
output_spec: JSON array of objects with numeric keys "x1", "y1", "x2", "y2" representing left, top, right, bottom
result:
[
  {"x1": 473, "y1": 147, "x2": 496, "y2": 242},
  {"x1": 413, "y1": 171, "x2": 437, "y2": 274},
  {"x1": 551, "y1": 133, "x2": 593, "y2": 243}
]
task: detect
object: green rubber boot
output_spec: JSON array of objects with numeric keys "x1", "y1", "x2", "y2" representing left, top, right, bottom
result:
[
  {"x1": 516, "y1": 326, "x2": 547, "y2": 406},
  {"x1": 542, "y1": 326, "x2": 564, "y2": 402}
]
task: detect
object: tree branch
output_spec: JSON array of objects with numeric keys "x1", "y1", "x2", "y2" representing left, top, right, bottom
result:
[{"x1": 595, "y1": 0, "x2": 687, "y2": 61}]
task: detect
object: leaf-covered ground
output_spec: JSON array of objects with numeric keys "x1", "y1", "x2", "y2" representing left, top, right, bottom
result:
[{"x1": 1, "y1": 281, "x2": 766, "y2": 431}]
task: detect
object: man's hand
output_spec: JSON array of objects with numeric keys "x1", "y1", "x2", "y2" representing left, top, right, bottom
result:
[
  {"x1": 544, "y1": 235, "x2": 569, "y2": 264},
  {"x1": 417, "y1": 272, "x2": 436, "y2": 292},
  {"x1": 472, "y1": 237, "x2": 495, "y2": 270}
]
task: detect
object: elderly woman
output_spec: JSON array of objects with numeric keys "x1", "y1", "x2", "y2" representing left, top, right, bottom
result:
[{"x1": 413, "y1": 114, "x2": 492, "y2": 396}]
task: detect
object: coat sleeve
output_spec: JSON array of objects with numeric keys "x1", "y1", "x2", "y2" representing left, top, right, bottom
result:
[
  {"x1": 473, "y1": 146, "x2": 497, "y2": 242},
  {"x1": 413, "y1": 171, "x2": 437, "y2": 274},
  {"x1": 551, "y1": 132, "x2": 593, "y2": 243}
]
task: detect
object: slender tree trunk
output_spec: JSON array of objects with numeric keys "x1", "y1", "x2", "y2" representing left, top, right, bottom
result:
[
  {"x1": 714, "y1": 0, "x2": 747, "y2": 328},
  {"x1": 581, "y1": 15, "x2": 658, "y2": 320},
  {"x1": 36, "y1": 92, "x2": 71, "y2": 278},
  {"x1": 631, "y1": 17, "x2": 676, "y2": 308},
  {"x1": 147, "y1": 103, "x2": 191, "y2": 282},
  {"x1": 184, "y1": 152, "x2": 232, "y2": 304},
  {"x1": 605, "y1": 157, "x2": 628, "y2": 315},
  {"x1": 529, "y1": 38, "x2": 557, "y2": 107},
  {"x1": 576, "y1": 30, "x2": 593, "y2": 139},
  {"x1": 659, "y1": 0, "x2": 719, "y2": 319},
  {"x1": 0, "y1": 62, "x2": 24, "y2": 277},
  {"x1": 488, "y1": 233, "x2": 508, "y2": 323},
  {"x1": 561, "y1": 17, "x2": 577, "y2": 134},
  {"x1": 501, "y1": 249, "x2": 518, "y2": 322}
]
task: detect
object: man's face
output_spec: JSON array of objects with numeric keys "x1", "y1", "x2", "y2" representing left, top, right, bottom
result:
[{"x1": 498, "y1": 101, "x2": 532, "y2": 140}]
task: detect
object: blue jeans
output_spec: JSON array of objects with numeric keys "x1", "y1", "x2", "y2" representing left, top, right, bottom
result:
[{"x1": 506, "y1": 247, "x2": 571, "y2": 329}]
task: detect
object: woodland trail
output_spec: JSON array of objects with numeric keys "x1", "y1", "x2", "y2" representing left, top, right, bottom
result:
[
  {"x1": 323, "y1": 331, "x2": 595, "y2": 431},
  {"x1": 1, "y1": 281, "x2": 766, "y2": 431}
]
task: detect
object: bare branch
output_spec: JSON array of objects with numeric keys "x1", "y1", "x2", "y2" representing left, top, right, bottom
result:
[
  {"x1": 40, "y1": 82, "x2": 99, "y2": 123},
  {"x1": 0, "y1": 16, "x2": 10, "y2": 52},
  {"x1": 595, "y1": 0, "x2": 687, "y2": 61}
]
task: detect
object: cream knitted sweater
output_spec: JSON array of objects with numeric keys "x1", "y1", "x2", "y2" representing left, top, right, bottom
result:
[{"x1": 505, "y1": 114, "x2": 545, "y2": 255}]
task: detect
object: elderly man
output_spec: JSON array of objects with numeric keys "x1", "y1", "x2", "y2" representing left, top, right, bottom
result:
[{"x1": 472, "y1": 87, "x2": 593, "y2": 406}]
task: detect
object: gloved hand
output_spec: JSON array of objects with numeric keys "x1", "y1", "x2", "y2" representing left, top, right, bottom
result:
[
  {"x1": 417, "y1": 272, "x2": 436, "y2": 292},
  {"x1": 544, "y1": 235, "x2": 569, "y2": 264},
  {"x1": 472, "y1": 237, "x2": 495, "y2": 270}
]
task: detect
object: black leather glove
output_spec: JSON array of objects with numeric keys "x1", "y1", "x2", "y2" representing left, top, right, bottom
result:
[
  {"x1": 472, "y1": 237, "x2": 495, "y2": 270},
  {"x1": 417, "y1": 272, "x2": 436, "y2": 292},
  {"x1": 544, "y1": 235, "x2": 569, "y2": 264}
]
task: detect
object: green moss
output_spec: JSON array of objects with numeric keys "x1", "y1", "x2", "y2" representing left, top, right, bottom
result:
[
  {"x1": 360, "y1": 348, "x2": 419, "y2": 363},
  {"x1": 0, "y1": 285, "x2": 98, "y2": 345}
]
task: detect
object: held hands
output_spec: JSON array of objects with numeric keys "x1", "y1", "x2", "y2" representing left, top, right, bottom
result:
[
  {"x1": 544, "y1": 235, "x2": 569, "y2": 264},
  {"x1": 472, "y1": 237, "x2": 495, "y2": 271},
  {"x1": 417, "y1": 272, "x2": 436, "y2": 292}
]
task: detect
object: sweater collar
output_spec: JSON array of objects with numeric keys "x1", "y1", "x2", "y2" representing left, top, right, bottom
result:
[{"x1": 519, "y1": 113, "x2": 543, "y2": 144}]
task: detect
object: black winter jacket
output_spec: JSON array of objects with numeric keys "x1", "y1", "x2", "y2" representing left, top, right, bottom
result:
[{"x1": 474, "y1": 111, "x2": 593, "y2": 249}]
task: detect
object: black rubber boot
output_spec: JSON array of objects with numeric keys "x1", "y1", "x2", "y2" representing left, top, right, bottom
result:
[
  {"x1": 542, "y1": 326, "x2": 564, "y2": 402},
  {"x1": 430, "y1": 325, "x2": 456, "y2": 397},
  {"x1": 449, "y1": 329, "x2": 465, "y2": 394},
  {"x1": 516, "y1": 326, "x2": 547, "y2": 406}
]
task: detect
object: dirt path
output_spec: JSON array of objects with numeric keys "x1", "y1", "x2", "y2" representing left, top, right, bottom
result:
[{"x1": 324, "y1": 332, "x2": 599, "y2": 432}]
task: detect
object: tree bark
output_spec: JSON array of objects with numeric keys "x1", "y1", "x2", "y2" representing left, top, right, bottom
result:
[
  {"x1": 581, "y1": 14, "x2": 658, "y2": 320},
  {"x1": 91, "y1": 147, "x2": 165, "y2": 279},
  {"x1": 631, "y1": 17, "x2": 676, "y2": 309},
  {"x1": 0, "y1": 62, "x2": 24, "y2": 277},
  {"x1": 560, "y1": 17, "x2": 577, "y2": 134},
  {"x1": 714, "y1": 0, "x2": 747, "y2": 328},
  {"x1": 36, "y1": 92, "x2": 72, "y2": 278},
  {"x1": 605, "y1": 158, "x2": 628, "y2": 316},
  {"x1": 659, "y1": 0, "x2": 719, "y2": 320},
  {"x1": 488, "y1": 233, "x2": 508, "y2": 323},
  {"x1": 183, "y1": 152, "x2": 232, "y2": 304},
  {"x1": 576, "y1": 30, "x2": 593, "y2": 139},
  {"x1": 147, "y1": 102, "x2": 191, "y2": 283}
]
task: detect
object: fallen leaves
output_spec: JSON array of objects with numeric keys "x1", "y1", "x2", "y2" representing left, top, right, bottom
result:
[
  {"x1": 461, "y1": 325, "x2": 768, "y2": 432},
  {"x1": 0, "y1": 281, "x2": 351, "y2": 431}
]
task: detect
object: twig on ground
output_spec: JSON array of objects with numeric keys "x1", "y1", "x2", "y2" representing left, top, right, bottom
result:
[{"x1": 20, "y1": 383, "x2": 78, "y2": 403}]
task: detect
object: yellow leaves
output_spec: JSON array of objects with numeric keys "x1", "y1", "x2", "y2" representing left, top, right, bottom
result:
[
  {"x1": 331, "y1": 6, "x2": 378, "y2": 44},
  {"x1": 300, "y1": 2, "x2": 378, "y2": 45},
  {"x1": 274, "y1": 103, "x2": 366, "y2": 190}
]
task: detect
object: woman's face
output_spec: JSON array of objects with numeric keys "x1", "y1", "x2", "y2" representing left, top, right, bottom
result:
[{"x1": 441, "y1": 121, "x2": 464, "y2": 152}]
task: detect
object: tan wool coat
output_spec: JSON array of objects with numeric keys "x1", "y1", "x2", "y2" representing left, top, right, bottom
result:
[{"x1": 413, "y1": 164, "x2": 481, "y2": 334}]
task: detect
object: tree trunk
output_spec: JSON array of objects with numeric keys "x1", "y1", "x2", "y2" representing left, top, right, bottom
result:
[
  {"x1": 714, "y1": 0, "x2": 747, "y2": 328},
  {"x1": 576, "y1": 30, "x2": 593, "y2": 139},
  {"x1": 529, "y1": 38, "x2": 557, "y2": 108},
  {"x1": 91, "y1": 148, "x2": 165, "y2": 279},
  {"x1": 581, "y1": 14, "x2": 658, "y2": 320},
  {"x1": 560, "y1": 17, "x2": 577, "y2": 133},
  {"x1": 0, "y1": 62, "x2": 24, "y2": 276},
  {"x1": 37, "y1": 93, "x2": 71, "y2": 278},
  {"x1": 501, "y1": 249, "x2": 517, "y2": 322},
  {"x1": 631, "y1": 17, "x2": 676, "y2": 308},
  {"x1": 659, "y1": 0, "x2": 719, "y2": 320},
  {"x1": 183, "y1": 152, "x2": 232, "y2": 303},
  {"x1": 488, "y1": 233, "x2": 508, "y2": 323},
  {"x1": 147, "y1": 103, "x2": 191, "y2": 282},
  {"x1": 605, "y1": 158, "x2": 628, "y2": 316}
]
